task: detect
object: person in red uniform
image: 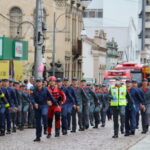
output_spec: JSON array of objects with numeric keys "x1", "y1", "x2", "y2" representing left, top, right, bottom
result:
[{"x1": 47, "y1": 76, "x2": 66, "y2": 138}]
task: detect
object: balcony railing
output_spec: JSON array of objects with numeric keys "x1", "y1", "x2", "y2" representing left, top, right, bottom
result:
[{"x1": 72, "y1": 39, "x2": 82, "y2": 56}]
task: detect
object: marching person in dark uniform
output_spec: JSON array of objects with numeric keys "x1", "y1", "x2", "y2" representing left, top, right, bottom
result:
[
  {"x1": 19, "y1": 84, "x2": 31, "y2": 130},
  {"x1": 31, "y1": 78, "x2": 58, "y2": 142},
  {"x1": 86, "y1": 82, "x2": 99, "y2": 127},
  {"x1": 0, "y1": 79, "x2": 10, "y2": 136},
  {"x1": 141, "y1": 78, "x2": 150, "y2": 134},
  {"x1": 71, "y1": 78, "x2": 87, "y2": 132},
  {"x1": 14, "y1": 81, "x2": 22, "y2": 129},
  {"x1": 8, "y1": 79, "x2": 18, "y2": 133},
  {"x1": 125, "y1": 80, "x2": 145, "y2": 136},
  {"x1": 63, "y1": 78, "x2": 77, "y2": 131},
  {"x1": 99, "y1": 84, "x2": 111, "y2": 127},
  {"x1": 93, "y1": 84, "x2": 102, "y2": 128},
  {"x1": 2, "y1": 79, "x2": 18, "y2": 134},
  {"x1": 80, "y1": 79, "x2": 90, "y2": 130},
  {"x1": 132, "y1": 79, "x2": 145, "y2": 129}
]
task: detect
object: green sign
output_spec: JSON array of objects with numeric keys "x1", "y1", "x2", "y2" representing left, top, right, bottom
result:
[
  {"x1": 0, "y1": 37, "x2": 2, "y2": 58},
  {"x1": 0, "y1": 37, "x2": 28, "y2": 60}
]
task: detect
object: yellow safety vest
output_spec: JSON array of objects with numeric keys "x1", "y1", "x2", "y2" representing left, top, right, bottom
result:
[
  {"x1": 110, "y1": 85, "x2": 127, "y2": 106},
  {"x1": 0, "y1": 93, "x2": 10, "y2": 108}
]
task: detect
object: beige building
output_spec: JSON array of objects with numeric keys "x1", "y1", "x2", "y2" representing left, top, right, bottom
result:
[{"x1": 0, "y1": 0, "x2": 85, "y2": 79}]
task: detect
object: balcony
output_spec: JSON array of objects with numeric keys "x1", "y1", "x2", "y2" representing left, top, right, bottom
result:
[
  {"x1": 146, "y1": 6, "x2": 150, "y2": 12},
  {"x1": 72, "y1": 39, "x2": 82, "y2": 56}
]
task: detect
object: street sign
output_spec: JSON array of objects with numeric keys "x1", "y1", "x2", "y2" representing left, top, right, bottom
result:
[
  {"x1": 0, "y1": 37, "x2": 28, "y2": 60},
  {"x1": 15, "y1": 42, "x2": 23, "y2": 58}
]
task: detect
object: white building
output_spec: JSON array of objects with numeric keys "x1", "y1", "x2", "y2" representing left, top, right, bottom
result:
[
  {"x1": 83, "y1": 0, "x2": 103, "y2": 38},
  {"x1": 82, "y1": 0, "x2": 140, "y2": 82},
  {"x1": 102, "y1": 18, "x2": 140, "y2": 63},
  {"x1": 82, "y1": 31, "x2": 107, "y2": 83}
]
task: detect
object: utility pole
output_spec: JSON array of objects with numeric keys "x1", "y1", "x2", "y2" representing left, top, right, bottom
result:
[
  {"x1": 52, "y1": 12, "x2": 56, "y2": 76},
  {"x1": 34, "y1": 0, "x2": 44, "y2": 79}
]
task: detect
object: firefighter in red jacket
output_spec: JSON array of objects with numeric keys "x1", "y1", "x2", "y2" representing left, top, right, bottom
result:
[{"x1": 47, "y1": 76, "x2": 66, "y2": 138}]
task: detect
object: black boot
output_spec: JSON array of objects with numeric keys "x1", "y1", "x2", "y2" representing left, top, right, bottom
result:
[
  {"x1": 85, "y1": 125, "x2": 89, "y2": 129},
  {"x1": 90, "y1": 122, "x2": 94, "y2": 126},
  {"x1": 141, "y1": 130, "x2": 147, "y2": 134},
  {"x1": 79, "y1": 128, "x2": 84, "y2": 131},
  {"x1": 93, "y1": 124, "x2": 98, "y2": 129},
  {"x1": 71, "y1": 129, "x2": 76, "y2": 133},
  {"x1": 121, "y1": 128, "x2": 124, "y2": 134},
  {"x1": 47, "y1": 134, "x2": 51, "y2": 139},
  {"x1": 101, "y1": 124, "x2": 105, "y2": 127},
  {"x1": 55, "y1": 129, "x2": 60, "y2": 137},
  {"x1": 124, "y1": 132, "x2": 130, "y2": 136},
  {"x1": 0, "y1": 128, "x2": 5, "y2": 136},
  {"x1": 44, "y1": 128, "x2": 47, "y2": 135},
  {"x1": 6, "y1": 130, "x2": 11, "y2": 134},
  {"x1": 33, "y1": 137, "x2": 41, "y2": 142},
  {"x1": 112, "y1": 135, "x2": 118, "y2": 138},
  {"x1": 62, "y1": 130, "x2": 67, "y2": 135},
  {"x1": 12, "y1": 127, "x2": 16, "y2": 133},
  {"x1": 130, "y1": 131, "x2": 135, "y2": 135}
]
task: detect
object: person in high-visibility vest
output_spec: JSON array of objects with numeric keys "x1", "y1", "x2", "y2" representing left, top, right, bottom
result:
[
  {"x1": 110, "y1": 78, "x2": 127, "y2": 138},
  {"x1": 0, "y1": 79, "x2": 10, "y2": 136}
]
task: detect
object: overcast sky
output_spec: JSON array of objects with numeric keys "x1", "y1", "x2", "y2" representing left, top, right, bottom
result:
[{"x1": 103, "y1": 0, "x2": 139, "y2": 27}]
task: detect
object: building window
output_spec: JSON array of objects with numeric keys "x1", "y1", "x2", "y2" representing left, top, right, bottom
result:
[
  {"x1": 9, "y1": 7, "x2": 23, "y2": 38},
  {"x1": 83, "y1": 9, "x2": 103, "y2": 18},
  {"x1": 89, "y1": 11, "x2": 95, "y2": 18},
  {"x1": 72, "y1": 9, "x2": 77, "y2": 47},
  {"x1": 65, "y1": 5, "x2": 71, "y2": 41},
  {"x1": 65, "y1": 57, "x2": 70, "y2": 78},
  {"x1": 78, "y1": 10, "x2": 83, "y2": 38},
  {"x1": 72, "y1": 61, "x2": 76, "y2": 78},
  {"x1": 77, "y1": 62, "x2": 82, "y2": 79},
  {"x1": 147, "y1": 0, "x2": 150, "y2": 5}
]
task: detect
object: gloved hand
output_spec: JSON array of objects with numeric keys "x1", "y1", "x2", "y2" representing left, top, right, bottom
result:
[
  {"x1": 0, "y1": 89, "x2": 3, "y2": 95},
  {"x1": 5, "y1": 103, "x2": 10, "y2": 108}
]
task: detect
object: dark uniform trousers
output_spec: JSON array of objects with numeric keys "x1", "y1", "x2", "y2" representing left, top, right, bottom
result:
[{"x1": 112, "y1": 106, "x2": 125, "y2": 135}]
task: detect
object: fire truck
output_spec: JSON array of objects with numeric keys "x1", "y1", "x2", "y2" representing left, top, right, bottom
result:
[{"x1": 103, "y1": 70, "x2": 132, "y2": 86}]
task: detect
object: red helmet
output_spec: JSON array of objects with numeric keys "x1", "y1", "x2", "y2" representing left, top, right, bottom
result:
[{"x1": 49, "y1": 76, "x2": 56, "y2": 81}]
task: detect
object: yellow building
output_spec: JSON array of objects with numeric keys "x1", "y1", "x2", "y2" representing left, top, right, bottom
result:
[{"x1": 0, "y1": 0, "x2": 85, "y2": 80}]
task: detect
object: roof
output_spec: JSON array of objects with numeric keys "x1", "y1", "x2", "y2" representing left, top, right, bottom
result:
[{"x1": 84, "y1": 37, "x2": 107, "y2": 51}]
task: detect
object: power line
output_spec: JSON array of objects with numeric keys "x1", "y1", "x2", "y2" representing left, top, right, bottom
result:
[{"x1": 0, "y1": 13, "x2": 20, "y2": 24}]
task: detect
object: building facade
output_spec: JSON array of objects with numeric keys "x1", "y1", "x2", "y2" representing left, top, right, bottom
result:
[
  {"x1": 139, "y1": 0, "x2": 150, "y2": 64},
  {"x1": 82, "y1": 30, "x2": 107, "y2": 83},
  {"x1": 0, "y1": 0, "x2": 85, "y2": 79},
  {"x1": 83, "y1": 0, "x2": 103, "y2": 38},
  {"x1": 106, "y1": 38, "x2": 118, "y2": 70}
]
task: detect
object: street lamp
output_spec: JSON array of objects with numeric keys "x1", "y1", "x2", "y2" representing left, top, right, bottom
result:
[
  {"x1": 17, "y1": 21, "x2": 35, "y2": 46},
  {"x1": 50, "y1": 1, "x2": 72, "y2": 76}
]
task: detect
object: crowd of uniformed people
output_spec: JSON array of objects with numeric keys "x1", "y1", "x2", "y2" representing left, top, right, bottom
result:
[{"x1": 0, "y1": 76, "x2": 150, "y2": 142}]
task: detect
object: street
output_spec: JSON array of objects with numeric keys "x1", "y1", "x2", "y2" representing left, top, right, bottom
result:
[{"x1": 0, "y1": 121, "x2": 147, "y2": 150}]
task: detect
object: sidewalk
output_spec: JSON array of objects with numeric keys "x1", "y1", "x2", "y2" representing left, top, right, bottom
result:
[{"x1": 128, "y1": 134, "x2": 150, "y2": 150}]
